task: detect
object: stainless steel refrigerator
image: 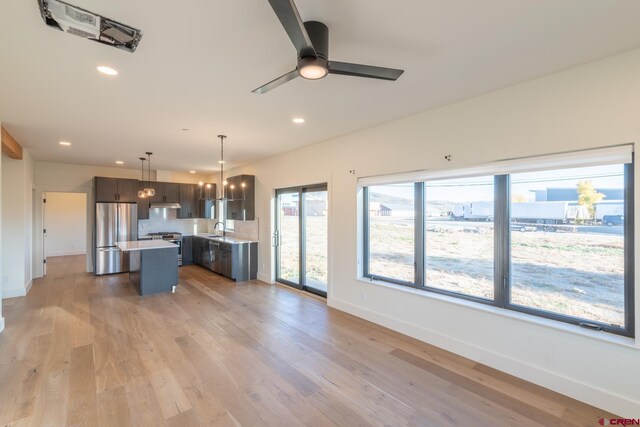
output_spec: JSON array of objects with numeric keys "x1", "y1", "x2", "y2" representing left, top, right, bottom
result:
[{"x1": 95, "y1": 203, "x2": 138, "y2": 275}]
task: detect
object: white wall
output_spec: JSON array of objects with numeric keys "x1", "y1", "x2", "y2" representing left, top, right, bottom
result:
[
  {"x1": 2, "y1": 149, "x2": 34, "y2": 298},
  {"x1": 44, "y1": 192, "x2": 87, "y2": 257},
  {"x1": 218, "y1": 49, "x2": 640, "y2": 416}
]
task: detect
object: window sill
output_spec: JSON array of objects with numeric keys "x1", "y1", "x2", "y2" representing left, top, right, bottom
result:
[{"x1": 356, "y1": 276, "x2": 639, "y2": 350}]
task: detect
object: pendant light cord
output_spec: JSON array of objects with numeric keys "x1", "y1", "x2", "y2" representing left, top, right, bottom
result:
[
  {"x1": 146, "y1": 152, "x2": 153, "y2": 189},
  {"x1": 218, "y1": 135, "x2": 226, "y2": 199}
]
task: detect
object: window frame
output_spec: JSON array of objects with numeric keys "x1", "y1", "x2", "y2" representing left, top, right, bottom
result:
[
  {"x1": 362, "y1": 185, "x2": 419, "y2": 288},
  {"x1": 419, "y1": 176, "x2": 499, "y2": 306},
  {"x1": 362, "y1": 158, "x2": 635, "y2": 338}
]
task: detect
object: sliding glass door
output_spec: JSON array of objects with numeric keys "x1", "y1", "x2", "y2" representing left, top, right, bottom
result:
[
  {"x1": 275, "y1": 184, "x2": 328, "y2": 297},
  {"x1": 276, "y1": 190, "x2": 300, "y2": 284}
]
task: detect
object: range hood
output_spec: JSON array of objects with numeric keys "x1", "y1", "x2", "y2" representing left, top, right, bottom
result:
[{"x1": 150, "y1": 202, "x2": 181, "y2": 209}]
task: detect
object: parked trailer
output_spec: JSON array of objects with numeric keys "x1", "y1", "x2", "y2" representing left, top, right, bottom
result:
[
  {"x1": 511, "y1": 202, "x2": 587, "y2": 224},
  {"x1": 595, "y1": 201, "x2": 624, "y2": 221},
  {"x1": 454, "y1": 201, "x2": 585, "y2": 230},
  {"x1": 453, "y1": 201, "x2": 494, "y2": 221}
]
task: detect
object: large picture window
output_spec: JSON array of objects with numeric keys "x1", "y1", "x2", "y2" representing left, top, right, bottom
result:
[
  {"x1": 425, "y1": 176, "x2": 495, "y2": 300},
  {"x1": 362, "y1": 147, "x2": 634, "y2": 337},
  {"x1": 508, "y1": 164, "x2": 629, "y2": 329},
  {"x1": 365, "y1": 184, "x2": 416, "y2": 284}
]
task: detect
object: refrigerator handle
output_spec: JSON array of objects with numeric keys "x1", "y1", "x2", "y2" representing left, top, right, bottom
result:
[{"x1": 115, "y1": 203, "x2": 120, "y2": 244}]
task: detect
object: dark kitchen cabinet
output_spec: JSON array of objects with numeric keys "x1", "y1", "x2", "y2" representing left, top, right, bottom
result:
[
  {"x1": 179, "y1": 184, "x2": 216, "y2": 219},
  {"x1": 95, "y1": 177, "x2": 118, "y2": 202},
  {"x1": 182, "y1": 236, "x2": 193, "y2": 265},
  {"x1": 148, "y1": 182, "x2": 180, "y2": 204},
  {"x1": 218, "y1": 243, "x2": 233, "y2": 278},
  {"x1": 192, "y1": 237, "x2": 203, "y2": 266},
  {"x1": 95, "y1": 177, "x2": 139, "y2": 203},
  {"x1": 178, "y1": 184, "x2": 194, "y2": 219},
  {"x1": 193, "y1": 237, "x2": 213, "y2": 269},
  {"x1": 196, "y1": 199, "x2": 215, "y2": 219},
  {"x1": 192, "y1": 237, "x2": 257, "y2": 282},
  {"x1": 164, "y1": 183, "x2": 179, "y2": 203},
  {"x1": 225, "y1": 175, "x2": 255, "y2": 221},
  {"x1": 190, "y1": 184, "x2": 216, "y2": 219},
  {"x1": 116, "y1": 179, "x2": 139, "y2": 202}
]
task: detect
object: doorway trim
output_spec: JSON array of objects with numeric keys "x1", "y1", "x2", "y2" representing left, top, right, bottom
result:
[{"x1": 34, "y1": 185, "x2": 93, "y2": 278}]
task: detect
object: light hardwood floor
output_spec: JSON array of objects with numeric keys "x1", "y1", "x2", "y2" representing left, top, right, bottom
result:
[{"x1": 0, "y1": 255, "x2": 615, "y2": 426}]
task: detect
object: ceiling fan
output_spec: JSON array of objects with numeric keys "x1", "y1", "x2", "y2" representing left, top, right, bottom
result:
[{"x1": 252, "y1": 0, "x2": 405, "y2": 94}]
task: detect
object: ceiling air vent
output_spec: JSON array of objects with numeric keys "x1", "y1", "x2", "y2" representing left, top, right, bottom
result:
[{"x1": 38, "y1": 0, "x2": 143, "y2": 53}]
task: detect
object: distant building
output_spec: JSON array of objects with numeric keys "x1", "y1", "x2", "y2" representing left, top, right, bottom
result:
[
  {"x1": 532, "y1": 187, "x2": 623, "y2": 202},
  {"x1": 368, "y1": 202, "x2": 413, "y2": 217},
  {"x1": 368, "y1": 202, "x2": 392, "y2": 216}
]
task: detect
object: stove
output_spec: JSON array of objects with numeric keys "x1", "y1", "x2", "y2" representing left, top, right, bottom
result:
[
  {"x1": 147, "y1": 232, "x2": 182, "y2": 240},
  {"x1": 146, "y1": 232, "x2": 183, "y2": 265}
]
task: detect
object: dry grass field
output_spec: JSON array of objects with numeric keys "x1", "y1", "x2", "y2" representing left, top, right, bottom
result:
[{"x1": 369, "y1": 217, "x2": 625, "y2": 326}]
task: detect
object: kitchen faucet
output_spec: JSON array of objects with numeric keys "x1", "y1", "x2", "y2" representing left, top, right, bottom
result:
[{"x1": 213, "y1": 221, "x2": 226, "y2": 236}]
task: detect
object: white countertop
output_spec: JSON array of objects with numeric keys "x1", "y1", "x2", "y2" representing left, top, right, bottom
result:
[
  {"x1": 194, "y1": 233, "x2": 258, "y2": 244},
  {"x1": 117, "y1": 240, "x2": 178, "y2": 252}
]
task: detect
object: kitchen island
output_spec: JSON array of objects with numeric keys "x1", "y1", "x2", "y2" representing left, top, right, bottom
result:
[{"x1": 117, "y1": 240, "x2": 179, "y2": 296}]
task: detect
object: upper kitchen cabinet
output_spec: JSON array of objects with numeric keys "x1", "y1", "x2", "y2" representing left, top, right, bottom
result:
[
  {"x1": 163, "y1": 183, "x2": 180, "y2": 203},
  {"x1": 116, "y1": 179, "x2": 139, "y2": 202},
  {"x1": 197, "y1": 199, "x2": 216, "y2": 219},
  {"x1": 226, "y1": 175, "x2": 255, "y2": 221},
  {"x1": 95, "y1": 177, "x2": 139, "y2": 203},
  {"x1": 194, "y1": 183, "x2": 216, "y2": 219},
  {"x1": 178, "y1": 183, "x2": 216, "y2": 218},
  {"x1": 148, "y1": 182, "x2": 180, "y2": 204},
  {"x1": 178, "y1": 183, "x2": 195, "y2": 218}
]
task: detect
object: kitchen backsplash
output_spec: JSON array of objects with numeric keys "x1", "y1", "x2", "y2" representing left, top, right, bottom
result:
[
  {"x1": 208, "y1": 218, "x2": 259, "y2": 241},
  {"x1": 139, "y1": 208, "x2": 214, "y2": 236}
]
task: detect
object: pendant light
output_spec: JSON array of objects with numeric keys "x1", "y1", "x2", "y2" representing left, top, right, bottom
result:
[
  {"x1": 137, "y1": 157, "x2": 147, "y2": 199},
  {"x1": 143, "y1": 151, "x2": 156, "y2": 197},
  {"x1": 213, "y1": 135, "x2": 242, "y2": 202}
]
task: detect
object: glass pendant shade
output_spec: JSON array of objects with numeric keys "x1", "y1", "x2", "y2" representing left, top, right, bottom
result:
[
  {"x1": 137, "y1": 190, "x2": 147, "y2": 198},
  {"x1": 144, "y1": 188, "x2": 155, "y2": 197}
]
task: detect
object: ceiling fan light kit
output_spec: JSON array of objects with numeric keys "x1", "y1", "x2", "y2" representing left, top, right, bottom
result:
[
  {"x1": 298, "y1": 57, "x2": 328, "y2": 80},
  {"x1": 252, "y1": 1, "x2": 404, "y2": 93}
]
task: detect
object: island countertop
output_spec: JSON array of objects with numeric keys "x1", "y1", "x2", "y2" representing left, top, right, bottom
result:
[{"x1": 117, "y1": 240, "x2": 178, "y2": 252}]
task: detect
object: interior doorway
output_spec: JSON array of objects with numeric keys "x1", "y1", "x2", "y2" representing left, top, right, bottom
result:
[
  {"x1": 275, "y1": 184, "x2": 328, "y2": 297},
  {"x1": 42, "y1": 192, "x2": 88, "y2": 274}
]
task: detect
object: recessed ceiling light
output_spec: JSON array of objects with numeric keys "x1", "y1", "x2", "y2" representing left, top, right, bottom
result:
[
  {"x1": 97, "y1": 65, "x2": 118, "y2": 76},
  {"x1": 115, "y1": 161, "x2": 124, "y2": 165},
  {"x1": 189, "y1": 170, "x2": 196, "y2": 174},
  {"x1": 181, "y1": 128, "x2": 189, "y2": 131},
  {"x1": 292, "y1": 117, "x2": 305, "y2": 124},
  {"x1": 59, "y1": 141, "x2": 71, "y2": 146}
]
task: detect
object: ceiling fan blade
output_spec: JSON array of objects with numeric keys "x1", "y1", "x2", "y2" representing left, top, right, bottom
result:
[
  {"x1": 329, "y1": 61, "x2": 404, "y2": 81},
  {"x1": 266, "y1": 0, "x2": 316, "y2": 58},
  {"x1": 252, "y1": 69, "x2": 299, "y2": 94}
]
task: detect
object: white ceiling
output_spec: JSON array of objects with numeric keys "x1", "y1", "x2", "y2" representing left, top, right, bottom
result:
[{"x1": 1, "y1": 0, "x2": 640, "y2": 172}]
